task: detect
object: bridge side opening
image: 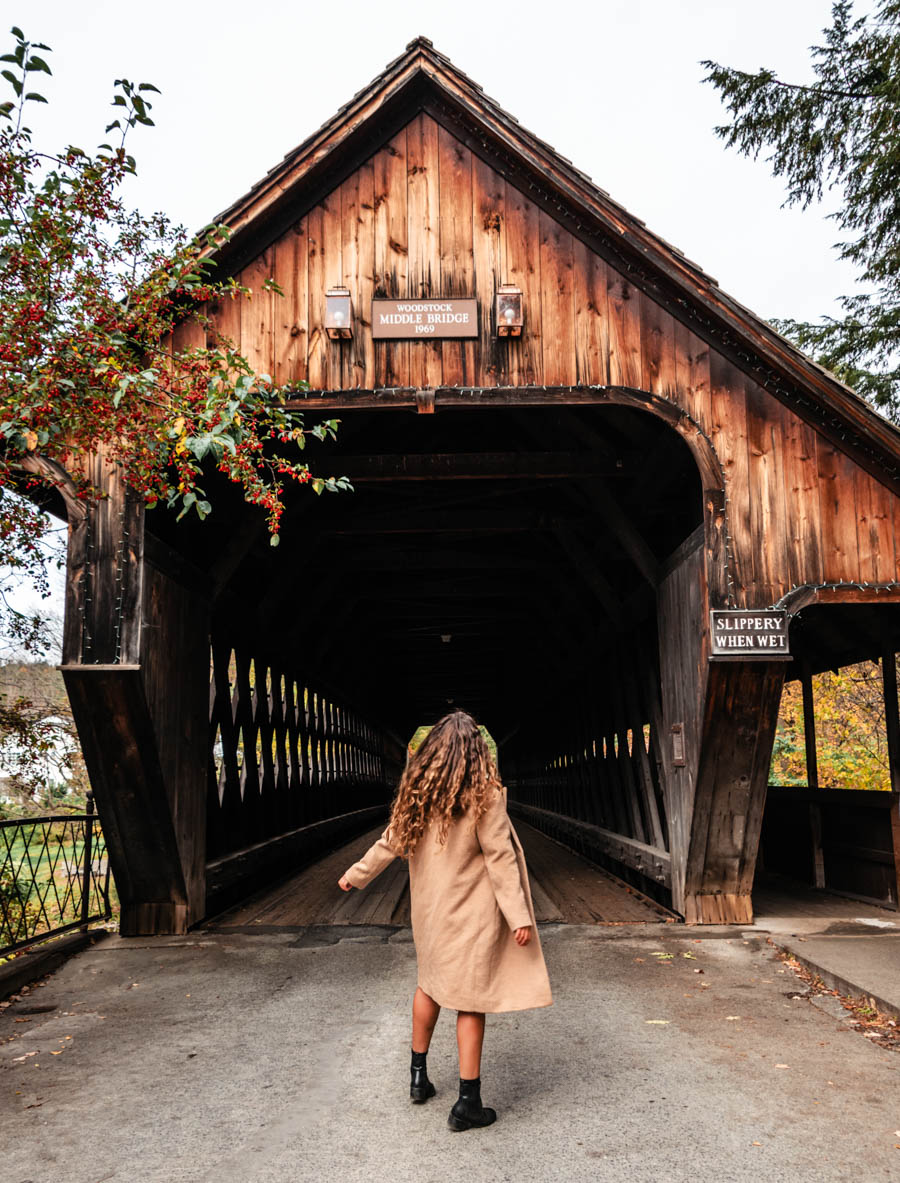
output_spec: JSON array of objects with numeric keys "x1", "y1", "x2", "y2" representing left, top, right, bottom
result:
[{"x1": 754, "y1": 603, "x2": 900, "y2": 924}]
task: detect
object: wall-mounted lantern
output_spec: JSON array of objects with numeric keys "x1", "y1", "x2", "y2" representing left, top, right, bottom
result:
[
  {"x1": 325, "y1": 287, "x2": 352, "y2": 339},
  {"x1": 495, "y1": 283, "x2": 524, "y2": 337}
]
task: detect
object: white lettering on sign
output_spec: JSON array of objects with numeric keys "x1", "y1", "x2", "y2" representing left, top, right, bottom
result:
[{"x1": 709, "y1": 610, "x2": 790, "y2": 659}]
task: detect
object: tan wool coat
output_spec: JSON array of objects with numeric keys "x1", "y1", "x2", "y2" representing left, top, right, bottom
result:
[{"x1": 343, "y1": 786, "x2": 553, "y2": 1014}]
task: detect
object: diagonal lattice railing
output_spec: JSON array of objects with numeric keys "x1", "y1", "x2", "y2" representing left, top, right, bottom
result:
[
  {"x1": 0, "y1": 793, "x2": 112, "y2": 955},
  {"x1": 207, "y1": 640, "x2": 399, "y2": 860}
]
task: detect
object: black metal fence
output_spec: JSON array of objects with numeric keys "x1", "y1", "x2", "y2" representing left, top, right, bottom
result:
[{"x1": 0, "y1": 793, "x2": 112, "y2": 955}]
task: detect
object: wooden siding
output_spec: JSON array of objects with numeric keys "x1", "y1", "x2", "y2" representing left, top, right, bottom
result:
[{"x1": 208, "y1": 111, "x2": 899, "y2": 608}]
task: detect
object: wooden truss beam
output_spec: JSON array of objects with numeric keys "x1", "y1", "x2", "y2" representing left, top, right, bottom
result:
[{"x1": 335, "y1": 451, "x2": 632, "y2": 482}]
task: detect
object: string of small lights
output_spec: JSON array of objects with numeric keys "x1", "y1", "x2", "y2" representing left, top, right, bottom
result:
[{"x1": 428, "y1": 97, "x2": 900, "y2": 488}]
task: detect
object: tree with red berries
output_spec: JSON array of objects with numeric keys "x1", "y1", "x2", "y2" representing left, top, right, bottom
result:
[
  {"x1": 0, "y1": 26, "x2": 349, "y2": 654},
  {"x1": 0, "y1": 27, "x2": 350, "y2": 805}
]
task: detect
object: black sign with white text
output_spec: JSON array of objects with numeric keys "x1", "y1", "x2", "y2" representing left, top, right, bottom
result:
[{"x1": 709, "y1": 610, "x2": 790, "y2": 660}]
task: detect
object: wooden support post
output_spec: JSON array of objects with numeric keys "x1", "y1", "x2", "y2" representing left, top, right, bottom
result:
[
  {"x1": 800, "y1": 661, "x2": 819, "y2": 791},
  {"x1": 809, "y1": 802, "x2": 826, "y2": 890},
  {"x1": 682, "y1": 661, "x2": 786, "y2": 924},
  {"x1": 60, "y1": 454, "x2": 209, "y2": 935},
  {"x1": 800, "y1": 660, "x2": 825, "y2": 889},
  {"x1": 880, "y1": 645, "x2": 900, "y2": 910},
  {"x1": 655, "y1": 541, "x2": 709, "y2": 916},
  {"x1": 62, "y1": 666, "x2": 191, "y2": 935},
  {"x1": 621, "y1": 650, "x2": 666, "y2": 850},
  {"x1": 882, "y1": 645, "x2": 900, "y2": 793}
]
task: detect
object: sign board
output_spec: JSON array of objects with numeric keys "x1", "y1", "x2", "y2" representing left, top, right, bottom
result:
[
  {"x1": 710, "y1": 610, "x2": 790, "y2": 660},
  {"x1": 371, "y1": 298, "x2": 478, "y2": 339}
]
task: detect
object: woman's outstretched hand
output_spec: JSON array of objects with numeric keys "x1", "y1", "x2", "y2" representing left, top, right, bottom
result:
[
  {"x1": 338, "y1": 876, "x2": 353, "y2": 892},
  {"x1": 513, "y1": 925, "x2": 532, "y2": 946}
]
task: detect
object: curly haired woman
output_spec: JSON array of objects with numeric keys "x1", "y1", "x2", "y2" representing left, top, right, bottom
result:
[{"x1": 338, "y1": 708, "x2": 552, "y2": 1132}]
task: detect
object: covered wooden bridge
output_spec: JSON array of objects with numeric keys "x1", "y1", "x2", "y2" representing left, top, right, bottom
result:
[{"x1": 60, "y1": 40, "x2": 900, "y2": 934}]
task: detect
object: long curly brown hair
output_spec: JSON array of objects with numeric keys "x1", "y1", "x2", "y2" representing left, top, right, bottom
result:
[{"x1": 386, "y1": 709, "x2": 502, "y2": 857}]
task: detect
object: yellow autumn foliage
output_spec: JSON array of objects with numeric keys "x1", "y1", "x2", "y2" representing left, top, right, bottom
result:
[{"x1": 770, "y1": 659, "x2": 893, "y2": 790}]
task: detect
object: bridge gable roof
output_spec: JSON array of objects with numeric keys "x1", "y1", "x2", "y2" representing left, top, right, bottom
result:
[{"x1": 206, "y1": 36, "x2": 900, "y2": 484}]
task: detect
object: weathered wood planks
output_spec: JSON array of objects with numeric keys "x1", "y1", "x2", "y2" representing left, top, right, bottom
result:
[
  {"x1": 213, "y1": 820, "x2": 668, "y2": 928},
  {"x1": 683, "y1": 660, "x2": 786, "y2": 925},
  {"x1": 221, "y1": 109, "x2": 900, "y2": 614}
]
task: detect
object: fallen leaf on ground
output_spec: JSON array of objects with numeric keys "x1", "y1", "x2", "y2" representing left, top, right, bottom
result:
[
  {"x1": 726, "y1": 1016, "x2": 741, "y2": 1021},
  {"x1": 682, "y1": 952, "x2": 696, "y2": 959},
  {"x1": 775, "y1": 1063, "x2": 790, "y2": 1069},
  {"x1": 645, "y1": 1020, "x2": 670, "y2": 1025}
]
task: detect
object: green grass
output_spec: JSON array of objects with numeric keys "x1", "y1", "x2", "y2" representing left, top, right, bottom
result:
[{"x1": 1, "y1": 820, "x2": 116, "y2": 951}]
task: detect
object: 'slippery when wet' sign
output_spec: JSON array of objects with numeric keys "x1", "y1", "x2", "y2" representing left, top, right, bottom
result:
[{"x1": 709, "y1": 610, "x2": 790, "y2": 659}]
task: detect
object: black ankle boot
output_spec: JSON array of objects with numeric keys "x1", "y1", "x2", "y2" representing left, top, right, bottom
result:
[
  {"x1": 448, "y1": 1077, "x2": 497, "y2": 1131},
  {"x1": 410, "y1": 1050, "x2": 436, "y2": 1103}
]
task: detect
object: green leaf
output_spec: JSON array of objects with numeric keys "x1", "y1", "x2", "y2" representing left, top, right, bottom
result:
[
  {"x1": 24, "y1": 92, "x2": 47, "y2": 103},
  {"x1": 269, "y1": 533, "x2": 280, "y2": 547},
  {"x1": 25, "y1": 54, "x2": 51, "y2": 74},
  {"x1": 188, "y1": 433, "x2": 212, "y2": 460},
  {"x1": 10, "y1": 26, "x2": 24, "y2": 40}
]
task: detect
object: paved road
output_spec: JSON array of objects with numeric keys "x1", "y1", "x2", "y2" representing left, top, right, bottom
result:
[{"x1": 1, "y1": 925, "x2": 898, "y2": 1183}]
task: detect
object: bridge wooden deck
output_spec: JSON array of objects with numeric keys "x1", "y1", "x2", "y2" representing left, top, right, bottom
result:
[{"x1": 210, "y1": 820, "x2": 674, "y2": 929}]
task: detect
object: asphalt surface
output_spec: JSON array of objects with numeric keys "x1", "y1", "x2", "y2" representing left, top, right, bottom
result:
[{"x1": 2, "y1": 924, "x2": 899, "y2": 1183}]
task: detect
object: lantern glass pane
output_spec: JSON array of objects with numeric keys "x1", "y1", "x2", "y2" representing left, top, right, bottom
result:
[
  {"x1": 325, "y1": 292, "x2": 351, "y2": 329},
  {"x1": 498, "y1": 291, "x2": 522, "y2": 326}
]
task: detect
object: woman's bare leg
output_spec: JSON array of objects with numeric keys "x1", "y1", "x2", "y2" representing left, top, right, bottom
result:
[
  {"x1": 456, "y1": 1010, "x2": 485, "y2": 1079},
  {"x1": 412, "y1": 986, "x2": 441, "y2": 1053}
]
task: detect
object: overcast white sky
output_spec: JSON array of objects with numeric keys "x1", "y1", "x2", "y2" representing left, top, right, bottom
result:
[{"x1": 22, "y1": 0, "x2": 866, "y2": 325}]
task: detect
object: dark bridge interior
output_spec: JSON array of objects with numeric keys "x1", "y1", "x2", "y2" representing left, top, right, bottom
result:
[
  {"x1": 145, "y1": 403, "x2": 703, "y2": 913},
  {"x1": 258, "y1": 404, "x2": 702, "y2": 737}
]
